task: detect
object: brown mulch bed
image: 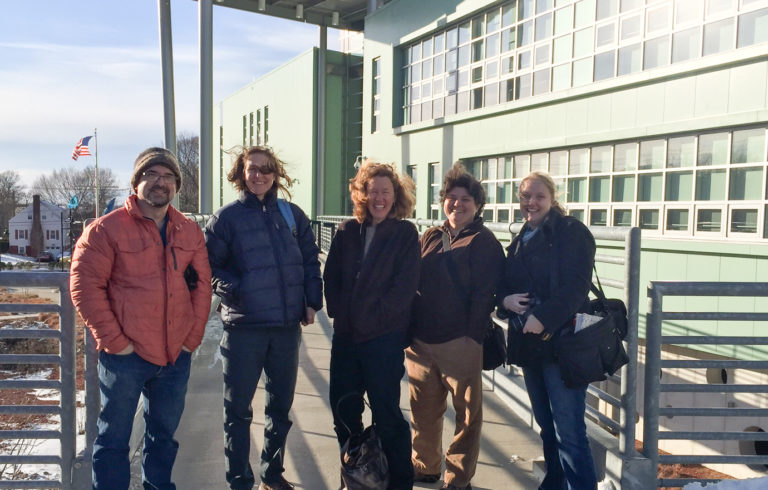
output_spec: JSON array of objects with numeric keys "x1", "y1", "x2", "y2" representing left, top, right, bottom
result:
[{"x1": 635, "y1": 440, "x2": 735, "y2": 489}]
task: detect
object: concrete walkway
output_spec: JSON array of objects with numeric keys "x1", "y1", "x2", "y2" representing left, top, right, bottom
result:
[{"x1": 168, "y1": 310, "x2": 544, "y2": 489}]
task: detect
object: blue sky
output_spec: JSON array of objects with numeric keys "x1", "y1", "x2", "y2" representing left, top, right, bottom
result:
[{"x1": 0, "y1": 0, "x2": 339, "y2": 198}]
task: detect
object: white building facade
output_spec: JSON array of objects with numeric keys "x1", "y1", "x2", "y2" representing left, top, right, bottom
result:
[{"x1": 8, "y1": 200, "x2": 69, "y2": 257}]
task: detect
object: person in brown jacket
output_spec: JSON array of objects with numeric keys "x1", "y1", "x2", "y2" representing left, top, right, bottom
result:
[
  {"x1": 70, "y1": 147, "x2": 212, "y2": 490},
  {"x1": 406, "y1": 163, "x2": 504, "y2": 490}
]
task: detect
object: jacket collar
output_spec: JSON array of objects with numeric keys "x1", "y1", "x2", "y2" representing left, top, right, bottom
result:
[
  {"x1": 238, "y1": 189, "x2": 277, "y2": 207},
  {"x1": 125, "y1": 194, "x2": 184, "y2": 228},
  {"x1": 440, "y1": 215, "x2": 484, "y2": 238}
]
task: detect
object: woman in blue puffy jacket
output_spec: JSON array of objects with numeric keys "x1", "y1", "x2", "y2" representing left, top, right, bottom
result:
[{"x1": 205, "y1": 146, "x2": 322, "y2": 490}]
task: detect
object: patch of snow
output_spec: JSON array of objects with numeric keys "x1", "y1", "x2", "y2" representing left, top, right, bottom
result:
[
  {"x1": 683, "y1": 476, "x2": 768, "y2": 489},
  {"x1": 0, "y1": 254, "x2": 33, "y2": 264}
]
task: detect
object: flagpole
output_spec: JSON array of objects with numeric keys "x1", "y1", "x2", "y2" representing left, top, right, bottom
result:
[{"x1": 94, "y1": 128, "x2": 99, "y2": 218}]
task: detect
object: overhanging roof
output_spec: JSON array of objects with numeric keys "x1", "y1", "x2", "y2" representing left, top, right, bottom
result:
[{"x1": 210, "y1": 0, "x2": 392, "y2": 31}]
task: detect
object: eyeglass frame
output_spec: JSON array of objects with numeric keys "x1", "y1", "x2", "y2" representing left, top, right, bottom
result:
[{"x1": 141, "y1": 170, "x2": 177, "y2": 185}]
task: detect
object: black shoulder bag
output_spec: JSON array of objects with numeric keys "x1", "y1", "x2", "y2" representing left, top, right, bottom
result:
[{"x1": 441, "y1": 232, "x2": 506, "y2": 371}]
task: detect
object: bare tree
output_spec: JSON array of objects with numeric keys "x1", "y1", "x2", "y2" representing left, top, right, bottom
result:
[
  {"x1": 29, "y1": 167, "x2": 121, "y2": 222},
  {"x1": 0, "y1": 171, "x2": 26, "y2": 238},
  {"x1": 176, "y1": 133, "x2": 199, "y2": 213}
]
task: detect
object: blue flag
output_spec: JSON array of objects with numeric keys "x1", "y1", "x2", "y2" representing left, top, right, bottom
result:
[
  {"x1": 67, "y1": 195, "x2": 78, "y2": 209},
  {"x1": 103, "y1": 197, "x2": 117, "y2": 215}
]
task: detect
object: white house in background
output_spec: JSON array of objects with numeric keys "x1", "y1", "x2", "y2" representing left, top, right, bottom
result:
[{"x1": 8, "y1": 200, "x2": 69, "y2": 257}]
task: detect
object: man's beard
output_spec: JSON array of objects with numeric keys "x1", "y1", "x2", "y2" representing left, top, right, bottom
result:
[{"x1": 143, "y1": 186, "x2": 171, "y2": 207}]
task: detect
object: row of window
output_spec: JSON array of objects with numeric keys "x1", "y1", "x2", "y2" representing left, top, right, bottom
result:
[
  {"x1": 401, "y1": 0, "x2": 768, "y2": 125},
  {"x1": 242, "y1": 106, "x2": 270, "y2": 147},
  {"x1": 12, "y1": 229, "x2": 62, "y2": 241},
  {"x1": 424, "y1": 126, "x2": 768, "y2": 239}
]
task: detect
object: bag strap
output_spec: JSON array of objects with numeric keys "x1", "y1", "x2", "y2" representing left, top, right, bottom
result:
[
  {"x1": 336, "y1": 392, "x2": 372, "y2": 435},
  {"x1": 277, "y1": 198, "x2": 298, "y2": 239}
]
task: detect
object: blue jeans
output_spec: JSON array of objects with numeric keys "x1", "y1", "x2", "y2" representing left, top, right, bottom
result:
[
  {"x1": 93, "y1": 350, "x2": 192, "y2": 490},
  {"x1": 523, "y1": 362, "x2": 597, "y2": 490},
  {"x1": 329, "y1": 330, "x2": 414, "y2": 490},
  {"x1": 221, "y1": 326, "x2": 301, "y2": 490}
]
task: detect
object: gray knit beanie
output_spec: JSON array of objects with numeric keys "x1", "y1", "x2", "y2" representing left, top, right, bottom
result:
[{"x1": 131, "y1": 147, "x2": 182, "y2": 192}]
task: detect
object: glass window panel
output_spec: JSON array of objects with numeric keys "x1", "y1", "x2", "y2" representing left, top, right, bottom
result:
[
  {"x1": 575, "y1": 0, "x2": 596, "y2": 28},
  {"x1": 707, "y1": 0, "x2": 735, "y2": 17},
  {"x1": 646, "y1": 5, "x2": 671, "y2": 34},
  {"x1": 703, "y1": 18, "x2": 734, "y2": 56},
  {"x1": 569, "y1": 148, "x2": 590, "y2": 173},
  {"x1": 638, "y1": 173, "x2": 663, "y2": 201},
  {"x1": 729, "y1": 167, "x2": 763, "y2": 200},
  {"x1": 590, "y1": 146, "x2": 613, "y2": 173},
  {"x1": 553, "y1": 63, "x2": 572, "y2": 90},
  {"x1": 614, "y1": 209, "x2": 632, "y2": 226},
  {"x1": 411, "y1": 44, "x2": 422, "y2": 63},
  {"x1": 568, "y1": 177, "x2": 588, "y2": 202},
  {"x1": 423, "y1": 60, "x2": 433, "y2": 78},
  {"x1": 517, "y1": 73, "x2": 532, "y2": 99},
  {"x1": 596, "y1": 22, "x2": 615, "y2": 47},
  {"x1": 502, "y1": 27, "x2": 517, "y2": 52},
  {"x1": 519, "y1": 50, "x2": 532, "y2": 69},
  {"x1": 591, "y1": 209, "x2": 608, "y2": 226},
  {"x1": 731, "y1": 129, "x2": 765, "y2": 164},
  {"x1": 412, "y1": 64, "x2": 422, "y2": 83},
  {"x1": 434, "y1": 54, "x2": 445, "y2": 74},
  {"x1": 738, "y1": 8, "x2": 768, "y2": 48},
  {"x1": 614, "y1": 143, "x2": 638, "y2": 171},
  {"x1": 411, "y1": 85, "x2": 421, "y2": 101},
  {"x1": 411, "y1": 103, "x2": 422, "y2": 123},
  {"x1": 447, "y1": 49, "x2": 458, "y2": 70},
  {"x1": 555, "y1": 6, "x2": 574, "y2": 35},
  {"x1": 487, "y1": 60, "x2": 499, "y2": 78},
  {"x1": 537, "y1": 0, "x2": 554, "y2": 14},
  {"x1": 473, "y1": 40, "x2": 485, "y2": 62},
  {"x1": 731, "y1": 209, "x2": 758, "y2": 233},
  {"x1": 421, "y1": 100, "x2": 432, "y2": 120},
  {"x1": 498, "y1": 208, "x2": 510, "y2": 222},
  {"x1": 487, "y1": 33, "x2": 500, "y2": 57},
  {"x1": 618, "y1": 43, "x2": 642, "y2": 75},
  {"x1": 486, "y1": 82, "x2": 500, "y2": 106},
  {"x1": 488, "y1": 8, "x2": 501, "y2": 32},
  {"x1": 447, "y1": 28, "x2": 459, "y2": 49},
  {"x1": 423, "y1": 38, "x2": 433, "y2": 57},
  {"x1": 472, "y1": 87, "x2": 484, "y2": 109},
  {"x1": 639, "y1": 209, "x2": 659, "y2": 229},
  {"x1": 697, "y1": 209, "x2": 721, "y2": 232},
  {"x1": 666, "y1": 209, "x2": 689, "y2": 231},
  {"x1": 521, "y1": 0, "x2": 535, "y2": 20},
  {"x1": 514, "y1": 155, "x2": 531, "y2": 177},
  {"x1": 698, "y1": 133, "x2": 728, "y2": 166},
  {"x1": 569, "y1": 209, "x2": 585, "y2": 222},
  {"x1": 434, "y1": 33, "x2": 445, "y2": 52},
  {"x1": 594, "y1": 51, "x2": 616, "y2": 80},
  {"x1": 422, "y1": 81, "x2": 432, "y2": 98},
  {"x1": 502, "y1": 56, "x2": 515, "y2": 74},
  {"x1": 554, "y1": 35, "x2": 572, "y2": 62},
  {"x1": 535, "y1": 43, "x2": 551, "y2": 65},
  {"x1": 459, "y1": 22, "x2": 471, "y2": 44},
  {"x1": 459, "y1": 68, "x2": 470, "y2": 88},
  {"x1": 589, "y1": 176, "x2": 610, "y2": 201},
  {"x1": 504, "y1": 79, "x2": 515, "y2": 101},
  {"x1": 644, "y1": 36, "x2": 669, "y2": 69},
  {"x1": 503, "y1": 3, "x2": 518, "y2": 27},
  {"x1": 620, "y1": 0, "x2": 641, "y2": 12},
  {"x1": 486, "y1": 183, "x2": 496, "y2": 203},
  {"x1": 620, "y1": 14, "x2": 641, "y2": 40},
  {"x1": 596, "y1": 0, "x2": 617, "y2": 20},
  {"x1": 675, "y1": 0, "x2": 703, "y2": 25},
  {"x1": 672, "y1": 27, "x2": 701, "y2": 63},
  {"x1": 550, "y1": 151, "x2": 569, "y2": 175},
  {"x1": 573, "y1": 57, "x2": 593, "y2": 86},
  {"x1": 695, "y1": 169, "x2": 726, "y2": 200},
  {"x1": 532, "y1": 153, "x2": 549, "y2": 172},
  {"x1": 472, "y1": 66, "x2": 483, "y2": 83},
  {"x1": 488, "y1": 158, "x2": 498, "y2": 179},
  {"x1": 445, "y1": 94, "x2": 457, "y2": 115},
  {"x1": 503, "y1": 157, "x2": 513, "y2": 178},
  {"x1": 457, "y1": 90, "x2": 471, "y2": 112},
  {"x1": 447, "y1": 71, "x2": 458, "y2": 92},
  {"x1": 433, "y1": 98, "x2": 444, "y2": 118},
  {"x1": 665, "y1": 171, "x2": 693, "y2": 201},
  {"x1": 519, "y1": 20, "x2": 534, "y2": 47},
  {"x1": 574, "y1": 27, "x2": 594, "y2": 57},
  {"x1": 640, "y1": 140, "x2": 665, "y2": 169},
  {"x1": 536, "y1": 13, "x2": 553, "y2": 41},
  {"x1": 613, "y1": 175, "x2": 635, "y2": 201},
  {"x1": 667, "y1": 136, "x2": 696, "y2": 168}
]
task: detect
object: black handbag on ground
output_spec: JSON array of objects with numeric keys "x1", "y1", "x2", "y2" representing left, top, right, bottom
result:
[
  {"x1": 441, "y1": 232, "x2": 506, "y2": 371},
  {"x1": 337, "y1": 393, "x2": 389, "y2": 490},
  {"x1": 555, "y1": 272, "x2": 629, "y2": 388}
]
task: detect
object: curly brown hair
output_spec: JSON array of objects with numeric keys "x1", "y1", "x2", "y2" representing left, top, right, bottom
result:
[
  {"x1": 226, "y1": 145, "x2": 293, "y2": 200},
  {"x1": 349, "y1": 159, "x2": 415, "y2": 223}
]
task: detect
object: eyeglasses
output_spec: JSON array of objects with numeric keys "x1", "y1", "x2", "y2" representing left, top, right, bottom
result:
[
  {"x1": 246, "y1": 165, "x2": 274, "y2": 175},
  {"x1": 142, "y1": 170, "x2": 176, "y2": 184}
]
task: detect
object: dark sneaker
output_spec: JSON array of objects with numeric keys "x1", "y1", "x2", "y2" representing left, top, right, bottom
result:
[
  {"x1": 258, "y1": 476, "x2": 295, "y2": 490},
  {"x1": 440, "y1": 483, "x2": 472, "y2": 490},
  {"x1": 414, "y1": 471, "x2": 441, "y2": 483}
]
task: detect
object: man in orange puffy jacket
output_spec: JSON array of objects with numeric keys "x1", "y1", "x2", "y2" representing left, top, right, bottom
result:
[{"x1": 70, "y1": 147, "x2": 212, "y2": 490}]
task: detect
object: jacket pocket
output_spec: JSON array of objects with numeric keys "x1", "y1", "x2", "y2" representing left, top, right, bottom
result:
[{"x1": 114, "y1": 239, "x2": 157, "y2": 278}]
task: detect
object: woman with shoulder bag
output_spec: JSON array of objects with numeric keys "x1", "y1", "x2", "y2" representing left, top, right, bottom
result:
[
  {"x1": 324, "y1": 160, "x2": 420, "y2": 490},
  {"x1": 498, "y1": 171, "x2": 598, "y2": 490},
  {"x1": 406, "y1": 163, "x2": 504, "y2": 490}
]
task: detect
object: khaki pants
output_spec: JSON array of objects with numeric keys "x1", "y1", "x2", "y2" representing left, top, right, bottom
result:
[{"x1": 406, "y1": 337, "x2": 483, "y2": 487}]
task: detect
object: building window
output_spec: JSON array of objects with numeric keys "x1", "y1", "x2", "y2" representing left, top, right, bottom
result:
[
  {"x1": 264, "y1": 106, "x2": 269, "y2": 144},
  {"x1": 242, "y1": 115, "x2": 247, "y2": 147},
  {"x1": 399, "y1": 0, "x2": 764, "y2": 125},
  {"x1": 372, "y1": 57, "x2": 382, "y2": 132},
  {"x1": 406, "y1": 164, "x2": 417, "y2": 217},
  {"x1": 428, "y1": 163, "x2": 441, "y2": 219},
  {"x1": 257, "y1": 110, "x2": 262, "y2": 145},
  {"x1": 249, "y1": 112, "x2": 254, "y2": 146}
]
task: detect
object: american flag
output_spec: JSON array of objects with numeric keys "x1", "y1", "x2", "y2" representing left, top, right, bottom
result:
[{"x1": 72, "y1": 136, "x2": 92, "y2": 161}]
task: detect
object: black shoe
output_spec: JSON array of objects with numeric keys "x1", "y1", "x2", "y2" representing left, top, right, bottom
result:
[
  {"x1": 414, "y1": 472, "x2": 441, "y2": 483},
  {"x1": 440, "y1": 483, "x2": 471, "y2": 490}
]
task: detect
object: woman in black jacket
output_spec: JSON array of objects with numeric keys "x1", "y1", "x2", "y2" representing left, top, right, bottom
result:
[
  {"x1": 407, "y1": 163, "x2": 504, "y2": 490},
  {"x1": 324, "y1": 160, "x2": 419, "y2": 490},
  {"x1": 498, "y1": 171, "x2": 597, "y2": 490},
  {"x1": 205, "y1": 146, "x2": 323, "y2": 490}
]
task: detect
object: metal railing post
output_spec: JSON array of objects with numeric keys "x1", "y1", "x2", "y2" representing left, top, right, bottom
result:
[{"x1": 643, "y1": 283, "x2": 662, "y2": 484}]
